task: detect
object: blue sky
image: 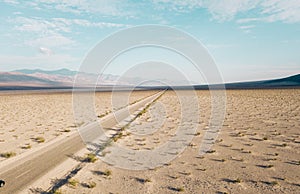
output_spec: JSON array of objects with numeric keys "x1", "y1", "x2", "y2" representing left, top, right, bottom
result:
[{"x1": 0, "y1": 0, "x2": 299, "y2": 82}]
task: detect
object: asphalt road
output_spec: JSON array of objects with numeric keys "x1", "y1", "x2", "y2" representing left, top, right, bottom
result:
[{"x1": 0, "y1": 91, "x2": 164, "y2": 194}]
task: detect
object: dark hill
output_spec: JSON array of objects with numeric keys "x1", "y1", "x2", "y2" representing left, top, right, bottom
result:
[{"x1": 222, "y1": 73, "x2": 300, "y2": 89}]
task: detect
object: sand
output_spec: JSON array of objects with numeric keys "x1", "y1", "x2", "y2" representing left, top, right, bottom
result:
[
  {"x1": 0, "y1": 91, "x2": 156, "y2": 161},
  {"x1": 1, "y1": 89, "x2": 300, "y2": 193}
]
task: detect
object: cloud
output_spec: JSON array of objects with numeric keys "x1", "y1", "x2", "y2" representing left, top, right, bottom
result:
[
  {"x1": 52, "y1": 18, "x2": 130, "y2": 28},
  {"x1": 202, "y1": 0, "x2": 259, "y2": 21},
  {"x1": 152, "y1": 0, "x2": 204, "y2": 13},
  {"x1": 3, "y1": 0, "x2": 300, "y2": 23},
  {"x1": 13, "y1": 11, "x2": 22, "y2": 15},
  {"x1": 2, "y1": 0, "x2": 19, "y2": 5},
  {"x1": 13, "y1": 16, "x2": 129, "y2": 34},
  {"x1": 10, "y1": 17, "x2": 75, "y2": 49},
  {"x1": 152, "y1": 0, "x2": 259, "y2": 21},
  {"x1": 239, "y1": 25, "x2": 255, "y2": 33},
  {"x1": 152, "y1": 0, "x2": 300, "y2": 23},
  {"x1": 260, "y1": 0, "x2": 300, "y2": 23},
  {"x1": 21, "y1": 0, "x2": 133, "y2": 17},
  {"x1": 236, "y1": 18, "x2": 261, "y2": 24},
  {"x1": 10, "y1": 16, "x2": 128, "y2": 49},
  {"x1": 27, "y1": 34, "x2": 75, "y2": 48},
  {"x1": 13, "y1": 16, "x2": 71, "y2": 33},
  {"x1": 38, "y1": 47, "x2": 54, "y2": 56},
  {"x1": 239, "y1": 25, "x2": 255, "y2": 30}
]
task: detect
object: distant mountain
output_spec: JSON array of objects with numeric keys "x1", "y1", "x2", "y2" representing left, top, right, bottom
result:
[
  {"x1": 0, "y1": 68, "x2": 299, "y2": 90},
  {"x1": 14, "y1": 68, "x2": 77, "y2": 76},
  {"x1": 1, "y1": 68, "x2": 194, "y2": 88},
  {"x1": 0, "y1": 69, "x2": 145, "y2": 89},
  {"x1": 190, "y1": 73, "x2": 300, "y2": 90},
  {"x1": 263, "y1": 74, "x2": 300, "y2": 85},
  {"x1": 223, "y1": 73, "x2": 300, "y2": 89},
  {"x1": 0, "y1": 72, "x2": 58, "y2": 84}
]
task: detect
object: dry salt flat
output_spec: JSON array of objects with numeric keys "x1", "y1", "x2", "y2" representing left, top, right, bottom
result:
[
  {"x1": 0, "y1": 91, "x2": 156, "y2": 161},
  {"x1": 54, "y1": 89, "x2": 299, "y2": 194}
]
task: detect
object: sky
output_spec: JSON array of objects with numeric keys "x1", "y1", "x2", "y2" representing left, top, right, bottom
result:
[{"x1": 0, "y1": 0, "x2": 299, "y2": 83}]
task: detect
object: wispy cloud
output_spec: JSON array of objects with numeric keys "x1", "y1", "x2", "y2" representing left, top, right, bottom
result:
[
  {"x1": 13, "y1": 16, "x2": 71, "y2": 33},
  {"x1": 10, "y1": 16, "x2": 75, "y2": 50},
  {"x1": 3, "y1": 0, "x2": 300, "y2": 24},
  {"x1": 239, "y1": 25, "x2": 255, "y2": 30},
  {"x1": 236, "y1": 18, "x2": 261, "y2": 24},
  {"x1": 12, "y1": 11, "x2": 22, "y2": 15},
  {"x1": 13, "y1": 16, "x2": 129, "y2": 33},
  {"x1": 152, "y1": 0, "x2": 300, "y2": 23},
  {"x1": 27, "y1": 35, "x2": 75, "y2": 48},
  {"x1": 203, "y1": 0, "x2": 259, "y2": 21},
  {"x1": 2, "y1": 0, "x2": 19, "y2": 5},
  {"x1": 260, "y1": 0, "x2": 300, "y2": 23},
  {"x1": 237, "y1": 1, "x2": 300, "y2": 24},
  {"x1": 10, "y1": 16, "x2": 129, "y2": 49},
  {"x1": 39, "y1": 47, "x2": 54, "y2": 56},
  {"x1": 152, "y1": 0, "x2": 259, "y2": 21},
  {"x1": 21, "y1": 0, "x2": 134, "y2": 17},
  {"x1": 52, "y1": 18, "x2": 130, "y2": 28},
  {"x1": 239, "y1": 25, "x2": 255, "y2": 33}
]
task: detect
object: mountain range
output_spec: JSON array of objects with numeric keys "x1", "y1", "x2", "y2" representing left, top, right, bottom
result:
[
  {"x1": 0, "y1": 69, "x2": 124, "y2": 89},
  {"x1": 0, "y1": 68, "x2": 299, "y2": 90}
]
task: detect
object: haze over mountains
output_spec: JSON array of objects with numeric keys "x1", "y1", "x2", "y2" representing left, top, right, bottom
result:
[
  {"x1": 0, "y1": 68, "x2": 299, "y2": 90},
  {"x1": 0, "y1": 69, "x2": 128, "y2": 88},
  {"x1": 0, "y1": 68, "x2": 195, "y2": 89}
]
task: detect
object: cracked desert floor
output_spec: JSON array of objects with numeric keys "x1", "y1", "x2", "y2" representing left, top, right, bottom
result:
[{"x1": 1, "y1": 89, "x2": 300, "y2": 194}]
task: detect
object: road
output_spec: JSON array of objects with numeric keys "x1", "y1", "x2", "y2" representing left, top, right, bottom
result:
[{"x1": 0, "y1": 91, "x2": 164, "y2": 194}]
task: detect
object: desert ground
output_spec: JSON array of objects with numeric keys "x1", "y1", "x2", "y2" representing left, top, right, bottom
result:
[
  {"x1": 0, "y1": 90, "x2": 156, "y2": 161},
  {"x1": 0, "y1": 89, "x2": 299, "y2": 194}
]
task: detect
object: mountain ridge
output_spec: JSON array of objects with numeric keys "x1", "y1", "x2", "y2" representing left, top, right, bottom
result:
[
  {"x1": 0, "y1": 68, "x2": 299, "y2": 90},
  {"x1": 13, "y1": 68, "x2": 78, "y2": 76}
]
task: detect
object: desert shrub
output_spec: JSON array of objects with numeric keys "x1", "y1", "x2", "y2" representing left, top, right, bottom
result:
[
  {"x1": 281, "y1": 143, "x2": 287, "y2": 147},
  {"x1": 270, "y1": 181, "x2": 279, "y2": 186},
  {"x1": 22, "y1": 144, "x2": 32, "y2": 149},
  {"x1": 112, "y1": 133, "x2": 123, "y2": 142},
  {"x1": 35, "y1": 136, "x2": 45, "y2": 143},
  {"x1": 87, "y1": 181, "x2": 96, "y2": 188},
  {"x1": 233, "y1": 178, "x2": 242, "y2": 183},
  {"x1": 85, "y1": 153, "x2": 97, "y2": 163},
  {"x1": 177, "y1": 187, "x2": 184, "y2": 192},
  {"x1": 68, "y1": 179, "x2": 79, "y2": 187},
  {"x1": 53, "y1": 190, "x2": 63, "y2": 194},
  {"x1": 1, "y1": 152, "x2": 16, "y2": 158},
  {"x1": 144, "y1": 178, "x2": 151, "y2": 183},
  {"x1": 206, "y1": 149, "x2": 216, "y2": 153},
  {"x1": 103, "y1": 169, "x2": 112, "y2": 176}
]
